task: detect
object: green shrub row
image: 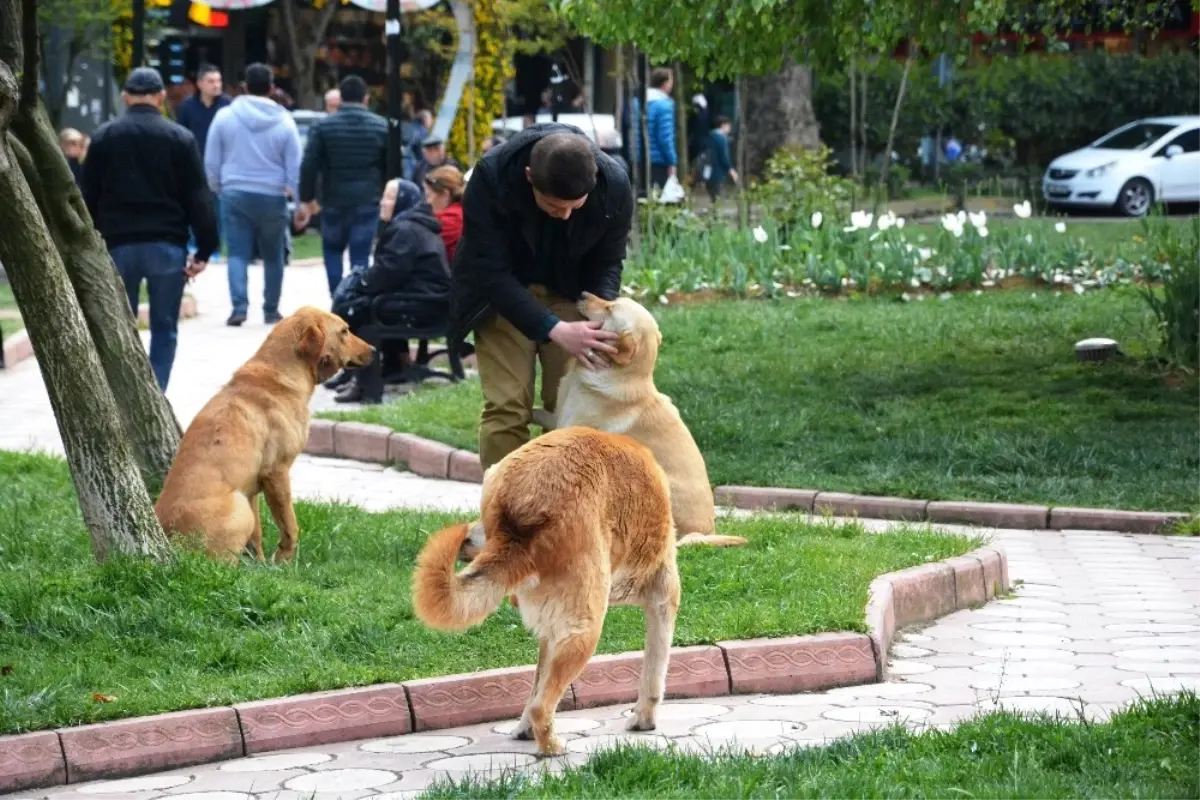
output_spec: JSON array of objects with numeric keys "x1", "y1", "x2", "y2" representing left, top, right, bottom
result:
[{"x1": 813, "y1": 51, "x2": 1200, "y2": 171}]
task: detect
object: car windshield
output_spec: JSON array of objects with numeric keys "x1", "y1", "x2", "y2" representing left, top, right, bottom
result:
[{"x1": 1092, "y1": 122, "x2": 1176, "y2": 150}]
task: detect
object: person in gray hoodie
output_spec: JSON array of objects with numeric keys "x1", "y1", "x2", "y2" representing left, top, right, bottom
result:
[{"x1": 205, "y1": 63, "x2": 302, "y2": 326}]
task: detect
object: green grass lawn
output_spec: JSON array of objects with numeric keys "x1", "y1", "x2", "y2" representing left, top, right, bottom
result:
[
  {"x1": 290, "y1": 231, "x2": 323, "y2": 261},
  {"x1": 321, "y1": 288, "x2": 1198, "y2": 511},
  {"x1": 422, "y1": 693, "x2": 1200, "y2": 800},
  {"x1": 0, "y1": 282, "x2": 21, "y2": 336},
  {"x1": 0, "y1": 450, "x2": 975, "y2": 734}
]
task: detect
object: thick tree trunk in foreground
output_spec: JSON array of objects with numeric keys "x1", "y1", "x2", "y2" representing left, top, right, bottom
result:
[
  {"x1": 743, "y1": 59, "x2": 820, "y2": 179},
  {"x1": 11, "y1": 106, "x2": 181, "y2": 490},
  {"x1": 1, "y1": 0, "x2": 172, "y2": 563}
]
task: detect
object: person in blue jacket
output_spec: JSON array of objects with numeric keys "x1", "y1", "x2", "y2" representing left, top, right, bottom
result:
[
  {"x1": 645, "y1": 66, "x2": 677, "y2": 192},
  {"x1": 704, "y1": 115, "x2": 738, "y2": 203}
]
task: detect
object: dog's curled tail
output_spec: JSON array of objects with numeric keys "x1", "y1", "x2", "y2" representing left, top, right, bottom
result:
[
  {"x1": 677, "y1": 533, "x2": 748, "y2": 548},
  {"x1": 412, "y1": 521, "x2": 534, "y2": 631}
]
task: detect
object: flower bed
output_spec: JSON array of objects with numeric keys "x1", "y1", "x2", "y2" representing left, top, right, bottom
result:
[{"x1": 624, "y1": 206, "x2": 1194, "y2": 303}]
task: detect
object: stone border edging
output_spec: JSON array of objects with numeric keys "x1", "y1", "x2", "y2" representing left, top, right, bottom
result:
[
  {"x1": 0, "y1": 546, "x2": 1008, "y2": 792},
  {"x1": 303, "y1": 420, "x2": 1190, "y2": 535},
  {"x1": 0, "y1": 296, "x2": 199, "y2": 372}
]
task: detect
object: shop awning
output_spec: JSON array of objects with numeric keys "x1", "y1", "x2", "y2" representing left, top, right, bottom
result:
[{"x1": 202, "y1": 0, "x2": 443, "y2": 10}]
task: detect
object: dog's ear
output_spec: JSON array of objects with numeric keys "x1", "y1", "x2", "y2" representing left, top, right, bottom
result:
[
  {"x1": 611, "y1": 330, "x2": 638, "y2": 366},
  {"x1": 298, "y1": 322, "x2": 326, "y2": 369}
]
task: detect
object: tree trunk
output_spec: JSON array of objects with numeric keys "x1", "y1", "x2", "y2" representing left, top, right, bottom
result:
[
  {"x1": 742, "y1": 58, "x2": 820, "y2": 180},
  {"x1": 281, "y1": 0, "x2": 339, "y2": 110},
  {"x1": 11, "y1": 103, "x2": 182, "y2": 491},
  {"x1": 848, "y1": 55, "x2": 857, "y2": 178},
  {"x1": 874, "y1": 47, "x2": 914, "y2": 212},
  {"x1": 673, "y1": 59, "x2": 687, "y2": 185},
  {"x1": 0, "y1": 100, "x2": 172, "y2": 564}
]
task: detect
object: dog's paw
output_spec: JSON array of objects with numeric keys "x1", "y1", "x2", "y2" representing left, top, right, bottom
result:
[
  {"x1": 625, "y1": 714, "x2": 658, "y2": 732},
  {"x1": 510, "y1": 719, "x2": 534, "y2": 741},
  {"x1": 536, "y1": 736, "x2": 566, "y2": 758}
]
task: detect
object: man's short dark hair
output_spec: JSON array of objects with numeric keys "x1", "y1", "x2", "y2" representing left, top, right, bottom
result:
[
  {"x1": 196, "y1": 63, "x2": 221, "y2": 80},
  {"x1": 244, "y1": 63, "x2": 274, "y2": 97},
  {"x1": 528, "y1": 133, "x2": 596, "y2": 201},
  {"x1": 339, "y1": 75, "x2": 367, "y2": 104},
  {"x1": 714, "y1": 115, "x2": 731, "y2": 129},
  {"x1": 649, "y1": 67, "x2": 673, "y2": 89}
]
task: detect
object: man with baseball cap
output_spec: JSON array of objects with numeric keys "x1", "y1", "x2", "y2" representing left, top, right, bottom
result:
[{"x1": 82, "y1": 66, "x2": 217, "y2": 391}]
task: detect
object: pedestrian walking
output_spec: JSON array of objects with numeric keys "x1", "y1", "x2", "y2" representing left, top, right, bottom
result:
[
  {"x1": 204, "y1": 63, "x2": 302, "y2": 327},
  {"x1": 177, "y1": 63, "x2": 231, "y2": 260},
  {"x1": 81, "y1": 66, "x2": 217, "y2": 391},
  {"x1": 645, "y1": 66, "x2": 678, "y2": 193},
  {"x1": 298, "y1": 75, "x2": 389, "y2": 297}
]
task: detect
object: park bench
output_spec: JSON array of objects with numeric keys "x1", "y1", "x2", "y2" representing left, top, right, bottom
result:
[{"x1": 353, "y1": 291, "x2": 471, "y2": 401}]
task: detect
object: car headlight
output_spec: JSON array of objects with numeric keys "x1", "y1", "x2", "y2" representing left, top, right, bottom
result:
[{"x1": 1085, "y1": 161, "x2": 1117, "y2": 178}]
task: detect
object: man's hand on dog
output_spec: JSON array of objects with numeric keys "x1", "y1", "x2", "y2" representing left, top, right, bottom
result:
[{"x1": 550, "y1": 319, "x2": 618, "y2": 369}]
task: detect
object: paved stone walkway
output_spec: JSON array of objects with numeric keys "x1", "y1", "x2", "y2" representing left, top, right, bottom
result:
[{"x1": 4, "y1": 264, "x2": 1198, "y2": 800}]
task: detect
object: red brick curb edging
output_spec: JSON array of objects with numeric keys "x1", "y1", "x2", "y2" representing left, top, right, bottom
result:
[
  {"x1": 302, "y1": 421, "x2": 1191, "y2": 535},
  {"x1": 0, "y1": 547, "x2": 1008, "y2": 792},
  {"x1": 0, "y1": 296, "x2": 199, "y2": 372}
]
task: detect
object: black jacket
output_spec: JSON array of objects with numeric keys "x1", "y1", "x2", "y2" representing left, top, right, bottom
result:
[
  {"x1": 82, "y1": 105, "x2": 218, "y2": 261},
  {"x1": 299, "y1": 105, "x2": 389, "y2": 211},
  {"x1": 450, "y1": 123, "x2": 633, "y2": 344},
  {"x1": 361, "y1": 202, "x2": 450, "y2": 297}
]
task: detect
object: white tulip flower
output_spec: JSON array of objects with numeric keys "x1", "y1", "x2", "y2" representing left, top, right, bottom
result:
[{"x1": 753, "y1": 226, "x2": 768, "y2": 243}]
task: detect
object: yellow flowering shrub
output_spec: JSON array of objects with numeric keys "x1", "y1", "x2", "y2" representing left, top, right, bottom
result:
[{"x1": 447, "y1": 0, "x2": 514, "y2": 166}]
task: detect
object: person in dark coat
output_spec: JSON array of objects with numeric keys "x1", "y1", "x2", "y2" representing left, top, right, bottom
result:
[
  {"x1": 299, "y1": 74, "x2": 389, "y2": 297},
  {"x1": 82, "y1": 66, "x2": 217, "y2": 392},
  {"x1": 450, "y1": 122, "x2": 633, "y2": 469},
  {"x1": 329, "y1": 179, "x2": 449, "y2": 404}
]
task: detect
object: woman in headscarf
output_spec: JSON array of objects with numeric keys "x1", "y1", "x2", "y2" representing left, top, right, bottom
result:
[
  {"x1": 326, "y1": 178, "x2": 449, "y2": 404},
  {"x1": 422, "y1": 164, "x2": 465, "y2": 265}
]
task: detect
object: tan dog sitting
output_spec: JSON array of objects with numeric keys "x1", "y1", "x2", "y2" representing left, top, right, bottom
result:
[
  {"x1": 156, "y1": 307, "x2": 374, "y2": 562},
  {"x1": 550, "y1": 292, "x2": 745, "y2": 548},
  {"x1": 413, "y1": 427, "x2": 681, "y2": 757}
]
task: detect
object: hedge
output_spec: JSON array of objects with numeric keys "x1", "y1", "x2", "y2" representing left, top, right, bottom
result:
[{"x1": 813, "y1": 51, "x2": 1200, "y2": 172}]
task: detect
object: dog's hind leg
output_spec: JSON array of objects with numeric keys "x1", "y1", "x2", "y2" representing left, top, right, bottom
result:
[
  {"x1": 262, "y1": 466, "x2": 300, "y2": 563},
  {"x1": 511, "y1": 638, "x2": 550, "y2": 741},
  {"x1": 527, "y1": 628, "x2": 600, "y2": 757},
  {"x1": 628, "y1": 565, "x2": 681, "y2": 732},
  {"x1": 245, "y1": 494, "x2": 265, "y2": 562}
]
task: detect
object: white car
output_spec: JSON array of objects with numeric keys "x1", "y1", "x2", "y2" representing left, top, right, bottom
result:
[
  {"x1": 492, "y1": 113, "x2": 623, "y2": 155},
  {"x1": 1042, "y1": 116, "x2": 1200, "y2": 216}
]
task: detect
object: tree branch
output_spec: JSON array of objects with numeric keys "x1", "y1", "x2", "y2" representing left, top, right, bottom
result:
[
  {"x1": 0, "y1": 0, "x2": 21, "y2": 94},
  {"x1": 20, "y1": 0, "x2": 38, "y2": 112}
]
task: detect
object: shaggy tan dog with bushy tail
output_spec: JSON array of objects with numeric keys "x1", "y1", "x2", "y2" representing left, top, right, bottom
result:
[{"x1": 412, "y1": 426, "x2": 681, "y2": 757}]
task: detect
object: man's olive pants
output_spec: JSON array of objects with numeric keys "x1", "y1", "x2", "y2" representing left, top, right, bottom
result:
[{"x1": 475, "y1": 284, "x2": 583, "y2": 469}]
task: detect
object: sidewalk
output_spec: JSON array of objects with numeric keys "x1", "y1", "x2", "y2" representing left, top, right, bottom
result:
[{"x1": 0, "y1": 261, "x2": 481, "y2": 512}]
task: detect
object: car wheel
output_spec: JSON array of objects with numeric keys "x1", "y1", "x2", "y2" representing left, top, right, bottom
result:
[{"x1": 1116, "y1": 178, "x2": 1154, "y2": 217}]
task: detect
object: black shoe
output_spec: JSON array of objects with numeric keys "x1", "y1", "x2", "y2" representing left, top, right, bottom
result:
[
  {"x1": 334, "y1": 380, "x2": 382, "y2": 405},
  {"x1": 323, "y1": 369, "x2": 354, "y2": 390},
  {"x1": 264, "y1": 311, "x2": 283, "y2": 325},
  {"x1": 227, "y1": 312, "x2": 246, "y2": 327}
]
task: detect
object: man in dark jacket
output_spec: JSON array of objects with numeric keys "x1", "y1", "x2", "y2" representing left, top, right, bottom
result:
[
  {"x1": 83, "y1": 66, "x2": 217, "y2": 392},
  {"x1": 176, "y1": 64, "x2": 231, "y2": 258},
  {"x1": 451, "y1": 122, "x2": 633, "y2": 469},
  {"x1": 299, "y1": 74, "x2": 389, "y2": 297}
]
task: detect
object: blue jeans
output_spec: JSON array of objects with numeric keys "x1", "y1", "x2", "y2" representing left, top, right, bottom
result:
[
  {"x1": 222, "y1": 189, "x2": 288, "y2": 317},
  {"x1": 109, "y1": 241, "x2": 187, "y2": 391},
  {"x1": 188, "y1": 190, "x2": 222, "y2": 260},
  {"x1": 320, "y1": 204, "x2": 378, "y2": 297}
]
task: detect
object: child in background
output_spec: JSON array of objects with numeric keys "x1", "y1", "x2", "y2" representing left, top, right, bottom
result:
[{"x1": 704, "y1": 116, "x2": 738, "y2": 205}]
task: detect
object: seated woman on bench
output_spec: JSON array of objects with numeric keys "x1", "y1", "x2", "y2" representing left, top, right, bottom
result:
[{"x1": 326, "y1": 178, "x2": 450, "y2": 404}]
